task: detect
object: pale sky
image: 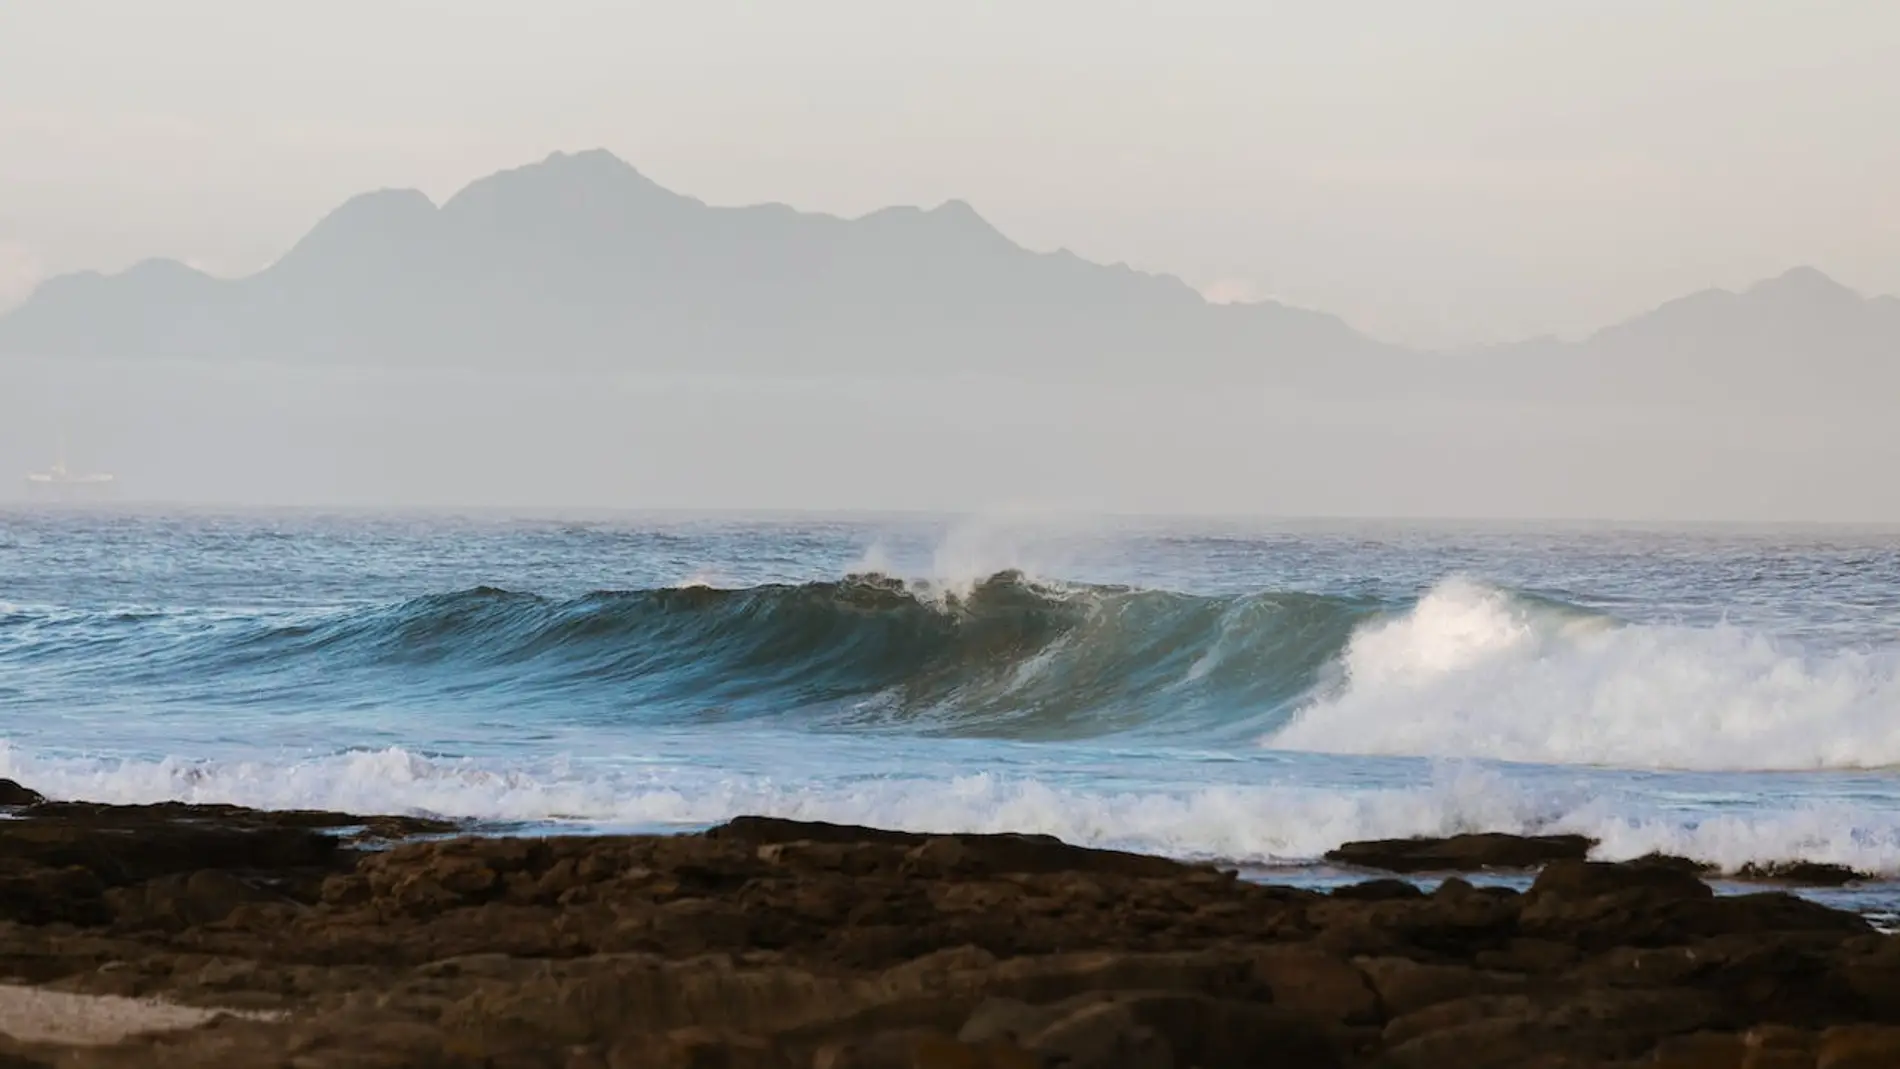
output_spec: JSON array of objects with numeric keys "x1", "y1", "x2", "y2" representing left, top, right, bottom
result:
[{"x1": 2, "y1": 0, "x2": 1897, "y2": 347}]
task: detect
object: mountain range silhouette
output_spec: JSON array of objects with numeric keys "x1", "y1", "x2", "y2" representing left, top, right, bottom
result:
[{"x1": 3, "y1": 149, "x2": 1895, "y2": 400}]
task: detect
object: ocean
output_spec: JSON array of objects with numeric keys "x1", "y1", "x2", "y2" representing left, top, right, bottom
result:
[{"x1": 5, "y1": 508, "x2": 1900, "y2": 912}]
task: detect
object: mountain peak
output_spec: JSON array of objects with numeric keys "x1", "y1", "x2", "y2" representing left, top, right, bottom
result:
[
  {"x1": 932, "y1": 198, "x2": 980, "y2": 219},
  {"x1": 1744, "y1": 265, "x2": 1860, "y2": 304},
  {"x1": 267, "y1": 187, "x2": 439, "y2": 278},
  {"x1": 535, "y1": 147, "x2": 642, "y2": 178},
  {"x1": 442, "y1": 148, "x2": 694, "y2": 217}
]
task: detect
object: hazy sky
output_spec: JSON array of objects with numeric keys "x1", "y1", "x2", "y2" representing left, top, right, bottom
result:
[{"x1": 3, "y1": 0, "x2": 1897, "y2": 346}]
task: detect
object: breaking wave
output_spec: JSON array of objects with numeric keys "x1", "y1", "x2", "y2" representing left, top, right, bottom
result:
[
  {"x1": 0, "y1": 572, "x2": 1368, "y2": 740},
  {"x1": 6, "y1": 572, "x2": 1900, "y2": 770},
  {"x1": 1273, "y1": 577, "x2": 1900, "y2": 771}
]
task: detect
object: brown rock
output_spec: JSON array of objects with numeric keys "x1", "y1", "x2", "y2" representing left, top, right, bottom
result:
[
  {"x1": 1385, "y1": 987, "x2": 1724, "y2": 1067},
  {"x1": 1626, "y1": 853, "x2": 1720, "y2": 877},
  {"x1": 711, "y1": 817, "x2": 1186, "y2": 879},
  {"x1": 108, "y1": 869, "x2": 276, "y2": 930},
  {"x1": 1249, "y1": 945, "x2": 1380, "y2": 1024},
  {"x1": 0, "y1": 779, "x2": 45, "y2": 807},
  {"x1": 1473, "y1": 937, "x2": 1580, "y2": 974},
  {"x1": 0, "y1": 864, "x2": 110, "y2": 925},
  {"x1": 710, "y1": 817, "x2": 929, "y2": 848},
  {"x1": 1817, "y1": 1024, "x2": 1900, "y2": 1068},
  {"x1": 1529, "y1": 858, "x2": 1714, "y2": 903},
  {"x1": 1645, "y1": 1031, "x2": 1746, "y2": 1068},
  {"x1": 1331, "y1": 878, "x2": 1425, "y2": 901},
  {"x1": 1358, "y1": 956, "x2": 1526, "y2": 1017},
  {"x1": 609, "y1": 1027, "x2": 785, "y2": 1069},
  {"x1": 1520, "y1": 859, "x2": 1716, "y2": 949},
  {"x1": 813, "y1": 1031, "x2": 1040, "y2": 1069},
  {"x1": 1742, "y1": 1025, "x2": 1818, "y2": 1069},
  {"x1": 1382, "y1": 1014, "x2": 1546, "y2": 1069},
  {"x1": 1028, "y1": 1000, "x2": 1174, "y2": 1069},
  {"x1": 1735, "y1": 862, "x2": 1867, "y2": 888},
  {"x1": 1383, "y1": 994, "x2": 1535, "y2": 1048},
  {"x1": 1325, "y1": 832, "x2": 1595, "y2": 873},
  {"x1": 0, "y1": 804, "x2": 1893, "y2": 1069},
  {"x1": 1837, "y1": 937, "x2": 1900, "y2": 1022},
  {"x1": 956, "y1": 998, "x2": 1058, "y2": 1047},
  {"x1": 1706, "y1": 894, "x2": 1872, "y2": 937}
]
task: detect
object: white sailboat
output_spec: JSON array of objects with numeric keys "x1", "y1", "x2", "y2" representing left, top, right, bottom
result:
[{"x1": 25, "y1": 428, "x2": 115, "y2": 500}]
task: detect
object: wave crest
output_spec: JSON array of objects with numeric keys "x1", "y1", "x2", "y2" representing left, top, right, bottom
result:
[{"x1": 1271, "y1": 577, "x2": 1900, "y2": 771}]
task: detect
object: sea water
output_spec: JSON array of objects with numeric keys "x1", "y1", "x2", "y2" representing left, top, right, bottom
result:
[{"x1": 4, "y1": 509, "x2": 1899, "y2": 914}]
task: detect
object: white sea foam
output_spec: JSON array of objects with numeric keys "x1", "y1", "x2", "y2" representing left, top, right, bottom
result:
[
  {"x1": 1271, "y1": 577, "x2": 1900, "y2": 772},
  {"x1": 8, "y1": 741, "x2": 1900, "y2": 874}
]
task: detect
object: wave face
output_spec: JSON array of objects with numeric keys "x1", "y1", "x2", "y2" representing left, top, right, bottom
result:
[
  {"x1": 9, "y1": 568, "x2": 1900, "y2": 770},
  {"x1": 1, "y1": 571, "x2": 1368, "y2": 740}
]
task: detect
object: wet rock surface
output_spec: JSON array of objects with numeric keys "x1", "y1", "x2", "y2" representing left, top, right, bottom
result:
[
  {"x1": 0, "y1": 789, "x2": 1892, "y2": 1067},
  {"x1": 1327, "y1": 833, "x2": 1873, "y2": 888},
  {"x1": 1324, "y1": 833, "x2": 1595, "y2": 874}
]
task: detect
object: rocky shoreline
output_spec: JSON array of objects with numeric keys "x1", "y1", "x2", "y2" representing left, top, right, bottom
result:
[{"x1": 1, "y1": 781, "x2": 1897, "y2": 1067}]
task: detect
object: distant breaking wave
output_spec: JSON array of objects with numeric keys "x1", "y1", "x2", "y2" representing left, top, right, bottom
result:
[{"x1": 5, "y1": 573, "x2": 1900, "y2": 770}]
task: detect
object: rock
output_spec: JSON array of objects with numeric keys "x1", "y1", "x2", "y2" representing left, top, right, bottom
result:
[
  {"x1": 1473, "y1": 937, "x2": 1579, "y2": 975},
  {"x1": 1385, "y1": 988, "x2": 1724, "y2": 1067},
  {"x1": 813, "y1": 1031, "x2": 1039, "y2": 1069},
  {"x1": 1744, "y1": 1025, "x2": 1820, "y2": 1069},
  {"x1": 712, "y1": 817, "x2": 1188, "y2": 879},
  {"x1": 1331, "y1": 878, "x2": 1425, "y2": 901},
  {"x1": 1529, "y1": 859, "x2": 1715, "y2": 903},
  {"x1": 1383, "y1": 994, "x2": 1536, "y2": 1049},
  {"x1": 0, "y1": 803, "x2": 1891, "y2": 1069},
  {"x1": 1837, "y1": 936, "x2": 1900, "y2": 1022},
  {"x1": 1735, "y1": 861, "x2": 1867, "y2": 888},
  {"x1": 1357, "y1": 957, "x2": 1526, "y2": 1017},
  {"x1": 1248, "y1": 945, "x2": 1380, "y2": 1024},
  {"x1": 1383, "y1": 1015, "x2": 1549, "y2": 1069},
  {"x1": 0, "y1": 808, "x2": 344, "y2": 888},
  {"x1": 1027, "y1": 1001, "x2": 1174, "y2": 1069},
  {"x1": 711, "y1": 817, "x2": 929, "y2": 848},
  {"x1": 1625, "y1": 853, "x2": 1719, "y2": 877},
  {"x1": 0, "y1": 779, "x2": 45, "y2": 807},
  {"x1": 1537, "y1": 986, "x2": 1728, "y2": 1047},
  {"x1": 1325, "y1": 833, "x2": 1595, "y2": 873},
  {"x1": 955, "y1": 998, "x2": 1053, "y2": 1045},
  {"x1": 1056, "y1": 991, "x2": 1344, "y2": 1068},
  {"x1": 1643, "y1": 1031, "x2": 1746, "y2": 1068},
  {"x1": 108, "y1": 869, "x2": 275, "y2": 930},
  {"x1": 1641, "y1": 1025, "x2": 1816, "y2": 1069},
  {"x1": 1520, "y1": 858, "x2": 1718, "y2": 949},
  {"x1": 1817, "y1": 1023, "x2": 1900, "y2": 1068},
  {"x1": 0, "y1": 865, "x2": 110, "y2": 925},
  {"x1": 1704, "y1": 893, "x2": 1872, "y2": 938},
  {"x1": 610, "y1": 1027, "x2": 785, "y2": 1069}
]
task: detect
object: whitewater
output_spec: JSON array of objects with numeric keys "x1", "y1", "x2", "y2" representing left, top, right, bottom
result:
[{"x1": 5, "y1": 509, "x2": 1900, "y2": 893}]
